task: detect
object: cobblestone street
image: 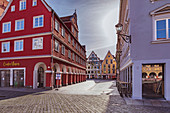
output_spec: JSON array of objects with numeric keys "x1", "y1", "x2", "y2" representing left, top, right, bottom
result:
[{"x1": 0, "y1": 80, "x2": 170, "y2": 113}]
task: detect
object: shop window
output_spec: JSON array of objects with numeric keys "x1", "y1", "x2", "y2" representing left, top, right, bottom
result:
[
  {"x1": 14, "y1": 40, "x2": 23, "y2": 51},
  {"x1": 2, "y1": 42, "x2": 10, "y2": 53},
  {"x1": 33, "y1": 37, "x2": 43, "y2": 50}
]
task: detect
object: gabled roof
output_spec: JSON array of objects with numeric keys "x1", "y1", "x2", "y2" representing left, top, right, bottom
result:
[
  {"x1": 150, "y1": 3, "x2": 170, "y2": 15},
  {"x1": 102, "y1": 50, "x2": 116, "y2": 64},
  {"x1": 87, "y1": 51, "x2": 100, "y2": 61}
]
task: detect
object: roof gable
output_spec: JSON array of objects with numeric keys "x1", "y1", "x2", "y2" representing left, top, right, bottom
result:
[
  {"x1": 150, "y1": 4, "x2": 170, "y2": 15},
  {"x1": 0, "y1": 0, "x2": 51, "y2": 21},
  {"x1": 87, "y1": 51, "x2": 100, "y2": 61}
]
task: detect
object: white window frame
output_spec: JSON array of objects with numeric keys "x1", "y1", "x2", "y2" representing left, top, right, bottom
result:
[
  {"x1": 61, "y1": 45, "x2": 65, "y2": 55},
  {"x1": 33, "y1": 15, "x2": 44, "y2": 28},
  {"x1": 152, "y1": 13, "x2": 170, "y2": 41},
  {"x1": 55, "y1": 40, "x2": 59, "y2": 52},
  {"x1": 2, "y1": 22, "x2": 11, "y2": 33},
  {"x1": 72, "y1": 53, "x2": 75, "y2": 61},
  {"x1": 32, "y1": 0, "x2": 37, "y2": 6},
  {"x1": 11, "y1": 5, "x2": 15, "y2": 12},
  {"x1": 15, "y1": 19, "x2": 24, "y2": 31},
  {"x1": 1, "y1": 42, "x2": 10, "y2": 53},
  {"x1": 68, "y1": 34, "x2": 71, "y2": 43},
  {"x1": 68, "y1": 50, "x2": 71, "y2": 59},
  {"x1": 55, "y1": 19, "x2": 59, "y2": 32},
  {"x1": 32, "y1": 37, "x2": 43, "y2": 50},
  {"x1": 20, "y1": 0, "x2": 26, "y2": 11},
  {"x1": 62, "y1": 27, "x2": 65, "y2": 38},
  {"x1": 14, "y1": 40, "x2": 24, "y2": 52}
]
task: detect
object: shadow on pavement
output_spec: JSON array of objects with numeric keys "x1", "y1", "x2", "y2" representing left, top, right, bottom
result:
[
  {"x1": 0, "y1": 87, "x2": 49, "y2": 101},
  {"x1": 87, "y1": 79, "x2": 115, "y2": 83}
]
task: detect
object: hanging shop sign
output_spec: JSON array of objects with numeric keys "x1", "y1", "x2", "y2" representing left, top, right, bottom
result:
[{"x1": 3, "y1": 61, "x2": 20, "y2": 67}]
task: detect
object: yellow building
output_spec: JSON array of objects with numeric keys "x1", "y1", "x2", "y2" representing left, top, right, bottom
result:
[{"x1": 102, "y1": 51, "x2": 116, "y2": 79}]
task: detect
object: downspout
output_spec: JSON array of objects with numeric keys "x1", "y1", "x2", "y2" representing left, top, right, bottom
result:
[{"x1": 51, "y1": 9, "x2": 54, "y2": 89}]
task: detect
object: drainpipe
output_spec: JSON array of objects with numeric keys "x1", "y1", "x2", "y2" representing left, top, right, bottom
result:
[{"x1": 51, "y1": 10, "x2": 54, "y2": 89}]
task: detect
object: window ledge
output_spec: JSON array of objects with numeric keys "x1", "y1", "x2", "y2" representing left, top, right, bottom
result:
[{"x1": 151, "y1": 39, "x2": 170, "y2": 44}]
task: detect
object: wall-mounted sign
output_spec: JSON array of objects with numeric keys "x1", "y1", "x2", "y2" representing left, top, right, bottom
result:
[
  {"x1": 3, "y1": 61, "x2": 20, "y2": 67},
  {"x1": 56, "y1": 73, "x2": 61, "y2": 80}
]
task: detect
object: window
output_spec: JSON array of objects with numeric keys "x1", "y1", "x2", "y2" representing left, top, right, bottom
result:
[
  {"x1": 33, "y1": 37, "x2": 43, "y2": 50},
  {"x1": 11, "y1": 5, "x2": 15, "y2": 12},
  {"x1": 2, "y1": 42, "x2": 10, "y2": 53},
  {"x1": 72, "y1": 39, "x2": 74, "y2": 46},
  {"x1": 155, "y1": 18, "x2": 170, "y2": 40},
  {"x1": 72, "y1": 26, "x2": 74, "y2": 33},
  {"x1": 68, "y1": 35, "x2": 71, "y2": 43},
  {"x1": 33, "y1": 15, "x2": 44, "y2": 28},
  {"x1": 61, "y1": 45, "x2": 65, "y2": 55},
  {"x1": 33, "y1": 0, "x2": 37, "y2": 6},
  {"x1": 14, "y1": 40, "x2": 23, "y2": 51},
  {"x1": 68, "y1": 50, "x2": 71, "y2": 58},
  {"x1": 76, "y1": 43, "x2": 78, "y2": 50},
  {"x1": 62, "y1": 27, "x2": 65, "y2": 37},
  {"x1": 15, "y1": 19, "x2": 24, "y2": 31},
  {"x1": 3, "y1": 22, "x2": 11, "y2": 33},
  {"x1": 20, "y1": 0, "x2": 26, "y2": 10},
  {"x1": 55, "y1": 40, "x2": 59, "y2": 52},
  {"x1": 108, "y1": 55, "x2": 110, "y2": 57},
  {"x1": 55, "y1": 19, "x2": 59, "y2": 32},
  {"x1": 110, "y1": 59, "x2": 113, "y2": 64},
  {"x1": 106, "y1": 59, "x2": 108, "y2": 64},
  {"x1": 72, "y1": 53, "x2": 75, "y2": 61}
]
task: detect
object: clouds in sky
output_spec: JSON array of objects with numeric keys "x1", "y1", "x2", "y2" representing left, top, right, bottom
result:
[{"x1": 48, "y1": 0, "x2": 120, "y2": 59}]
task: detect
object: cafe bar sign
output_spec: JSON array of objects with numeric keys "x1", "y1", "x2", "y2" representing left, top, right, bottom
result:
[{"x1": 3, "y1": 61, "x2": 20, "y2": 67}]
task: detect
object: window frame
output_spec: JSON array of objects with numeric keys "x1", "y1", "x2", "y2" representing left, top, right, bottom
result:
[
  {"x1": 1, "y1": 41, "x2": 10, "y2": 53},
  {"x1": 54, "y1": 40, "x2": 59, "y2": 52},
  {"x1": 62, "y1": 27, "x2": 65, "y2": 38},
  {"x1": 68, "y1": 50, "x2": 71, "y2": 59},
  {"x1": 72, "y1": 52, "x2": 75, "y2": 61},
  {"x1": 55, "y1": 19, "x2": 59, "y2": 32},
  {"x1": 14, "y1": 40, "x2": 24, "y2": 52},
  {"x1": 2, "y1": 22, "x2": 11, "y2": 33},
  {"x1": 20, "y1": 0, "x2": 26, "y2": 11},
  {"x1": 33, "y1": 15, "x2": 44, "y2": 28},
  {"x1": 68, "y1": 34, "x2": 71, "y2": 43},
  {"x1": 32, "y1": 0, "x2": 37, "y2": 6},
  {"x1": 11, "y1": 5, "x2": 15, "y2": 12},
  {"x1": 61, "y1": 45, "x2": 65, "y2": 55},
  {"x1": 32, "y1": 37, "x2": 43, "y2": 50},
  {"x1": 15, "y1": 19, "x2": 24, "y2": 31}
]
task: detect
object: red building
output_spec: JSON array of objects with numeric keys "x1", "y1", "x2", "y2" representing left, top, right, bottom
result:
[{"x1": 0, "y1": 0, "x2": 86, "y2": 89}]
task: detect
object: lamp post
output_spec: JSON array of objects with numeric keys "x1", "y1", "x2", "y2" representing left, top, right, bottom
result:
[{"x1": 115, "y1": 23, "x2": 131, "y2": 82}]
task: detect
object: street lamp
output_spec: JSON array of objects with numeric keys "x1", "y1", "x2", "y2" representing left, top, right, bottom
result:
[{"x1": 115, "y1": 23, "x2": 131, "y2": 43}]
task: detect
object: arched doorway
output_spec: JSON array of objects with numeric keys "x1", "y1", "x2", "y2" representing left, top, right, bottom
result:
[
  {"x1": 53, "y1": 63, "x2": 60, "y2": 88},
  {"x1": 33, "y1": 62, "x2": 47, "y2": 89},
  {"x1": 149, "y1": 72, "x2": 156, "y2": 78},
  {"x1": 38, "y1": 67, "x2": 44, "y2": 88}
]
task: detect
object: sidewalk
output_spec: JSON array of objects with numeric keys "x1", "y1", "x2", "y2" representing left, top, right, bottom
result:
[{"x1": 124, "y1": 97, "x2": 170, "y2": 107}]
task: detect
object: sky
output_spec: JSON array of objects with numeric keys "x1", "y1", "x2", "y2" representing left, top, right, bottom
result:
[
  {"x1": 45, "y1": 0, "x2": 119, "y2": 60},
  {"x1": 6, "y1": 0, "x2": 119, "y2": 60}
]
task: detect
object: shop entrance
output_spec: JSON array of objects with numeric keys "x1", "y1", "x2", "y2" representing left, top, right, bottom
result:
[
  {"x1": 0, "y1": 70, "x2": 10, "y2": 87},
  {"x1": 13, "y1": 70, "x2": 24, "y2": 87},
  {"x1": 38, "y1": 67, "x2": 44, "y2": 88},
  {"x1": 142, "y1": 64, "x2": 164, "y2": 99}
]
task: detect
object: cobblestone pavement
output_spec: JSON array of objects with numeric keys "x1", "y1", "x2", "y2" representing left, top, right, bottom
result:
[{"x1": 0, "y1": 80, "x2": 170, "y2": 113}]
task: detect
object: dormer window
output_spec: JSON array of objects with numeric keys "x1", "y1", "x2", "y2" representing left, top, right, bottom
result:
[
  {"x1": 33, "y1": 0, "x2": 37, "y2": 6},
  {"x1": 20, "y1": 0, "x2": 26, "y2": 11}
]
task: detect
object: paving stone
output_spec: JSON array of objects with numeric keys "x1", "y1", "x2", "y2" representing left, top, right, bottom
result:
[
  {"x1": 151, "y1": 100, "x2": 162, "y2": 107},
  {"x1": 143, "y1": 100, "x2": 152, "y2": 106},
  {"x1": 160, "y1": 101, "x2": 170, "y2": 107},
  {"x1": 132, "y1": 100, "x2": 144, "y2": 106}
]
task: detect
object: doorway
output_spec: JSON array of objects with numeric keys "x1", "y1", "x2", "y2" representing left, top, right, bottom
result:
[
  {"x1": 13, "y1": 70, "x2": 24, "y2": 87},
  {"x1": 0, "y1": 70, "x2": 10, "y2": 87},
  {"x1": 38, "y1": 67, "x2": 44, "y2": 88},
  {"x1": 53, "y1": 66, "x2": 57, "y2": 88},
  {"x1": 142, "y1": 64, "x2": 164, "y2": 99}
]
